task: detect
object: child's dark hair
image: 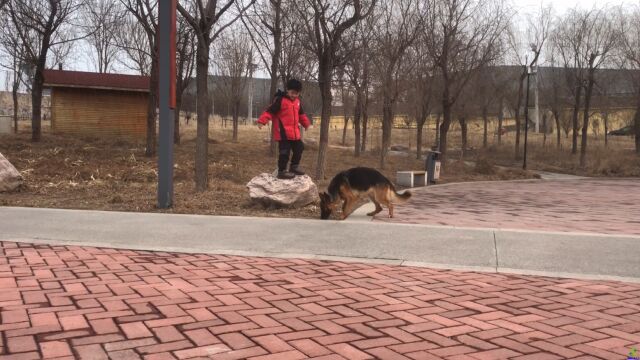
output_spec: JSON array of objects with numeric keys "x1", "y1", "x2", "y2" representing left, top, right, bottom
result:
[{"x1": 286, "y1": 79, "x2": 303, "y2": 92}]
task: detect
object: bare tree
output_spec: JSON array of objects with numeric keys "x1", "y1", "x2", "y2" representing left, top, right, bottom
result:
[
  {"x1": 297, "y1": 0, "x2": 376, "y2": 180},
  {"x1": 542, "y1": 52, "x2": 567, "y2": 149},
  {"x1": 337, "y1": 72, "x2": 353, "y2": 146},
  {"x1": 344, "y1": 17, "x2": 374, "y2": 156},
  {"x1": 174, "y1": 12, "x2": 196, "y2": 144},
  {"x1": 213, "y1": 29, "x2": 253, "y2": 142},
  {"x1": 83, "y1": 0, "x2": 122, "y2": 73},
  {"x1": 0, "y1": 7, "x2": 27, "y2": 134},
  {"x1": 8, "y1": 0, "x2": 82, "y2": 141},
  {"x1": 409, "y1": 35, "x2": 437, "y2": 159},
  {"x1": 425, "y1": 0, "x2": 510, "y2": 167},
  {"x1": 507, "y1": 4, "x2": 551, "y2": 159},
  {"x1": 372, "y1": 0, "x2": 424, "y2": 168},
  {"x1": 241, "y1": 0, "x2": 284, "y2": 154},
  {"x1": 554, "y1": 8, "x2": 588, "y2": 155},
  {"x1": 474, "y1": 65, "x2": 504, "y2": 148},
  {"x1": 120, "y1": 0, "x2": 160, "y2": 157},
  {"x1": 576, "y1": 8, "x2": 619, "y2": 167},
  {"x1": 620, "y1": 4, "x2": 640, "y2": 154},
  {"x1": 114, "y1": 15, "x2": 151, "y2": 75},
  {"x1": 178, "y1": 0, "x2": 256, "y2": 191}
]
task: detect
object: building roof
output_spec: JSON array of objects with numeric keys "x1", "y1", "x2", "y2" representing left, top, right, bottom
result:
[{"x1": 43, "y1": 70, "x2": 150, "y2": 92}]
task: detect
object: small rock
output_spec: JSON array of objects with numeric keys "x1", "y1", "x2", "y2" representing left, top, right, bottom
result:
[
  {"x1": 0, "y1": 152, "x2": 23, "y2": 192},
  {"x1": 247, "y1": 173, "x2": 318, "y2": 208}
]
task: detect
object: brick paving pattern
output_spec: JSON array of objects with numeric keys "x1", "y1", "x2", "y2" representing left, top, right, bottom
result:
[
  {"x1": 1, "y1": 241, "x2": 640, "y2": 359},
  {"x1": 377, "y1": 179, "x2": 640, "y2": 236}
]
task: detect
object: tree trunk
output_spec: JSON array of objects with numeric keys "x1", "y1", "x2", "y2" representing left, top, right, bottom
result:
[
  {"x1": 195, "y1": 41, "x2": 210, "y2": 192},
  {"x1": 341, "y1": 116, "x2": 349, "y2": 145},
  {"x1": 435, "y1": 113, "x2": 440, "y2": 149},
  {"x1": 31, "y1": 68, "x2": 44, "y2": 142},
  {"x1": 634, "y1": 87, "x2": 640, "y2": 155},
  {"x1": 514, "y1": 72, "x2": 525, "y2": 159},
  {"x1": 12, "y1": 81, "x2": 19, "y2": 134},
  {"x1": 361, "y1": 105, "x2": 368, "y2": 153},
  {"x1": 542, "y1": 112, "x2": 547, "y2": 147},
  {"x1": 482, "y1": 106, "x2": 488, "y2": 148},
  {"x1": 571, "y1": 83, "x2": 583, "y2": 155},
  {"x1": 416, "y1": 110, "x2": 428, "y2": 159},
  {"x1": 554, "y1": 110, "x2": 561, "y2": 149},
  {"x1": 145, "y1": 55, "x2": 158, "y2": 157},
  {"x1": 459, "y1": 115, "x2": 467, "y2": 158},
  {"x1": 315, "y1": 60, "x2": 333, "y2": 180},
  {"x1": 440, "y1": 98, "x2": 452, "y2": 168},
  {"x1": 268, "y1": 6, "x2": 282, "y2": 157},
  {"x1": 497, "y1": 98, "x2": 504, "y2": 145},
  {"x1": 174, "y1": 98, "x2": 181, "y2": 144},
  {"x1": 380, "y1": 96, "x2": 393, "y2": 169},
  {"x1": 232, "y1": 99, "x2": 239, "y2": 142},
  {"x1": 580, "y1": 73, "x2": 594, "y2": 167},
  {"x1": 354, "y1": 89, "x2": 362, "y2": 157},
  {"x1": 603, "y1": 111, "x2": 609, "y2": 147}
]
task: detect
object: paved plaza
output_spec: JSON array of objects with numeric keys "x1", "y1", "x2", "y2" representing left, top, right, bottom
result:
[
  {"x1": 1, "y1": 241, "x2": 640, "y2": 360},
  {"x1": 374, "y1": 179, "x2": 640, "y2": 236}
]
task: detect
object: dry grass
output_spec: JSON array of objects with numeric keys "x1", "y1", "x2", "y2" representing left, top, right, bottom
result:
[
  {"x1": 0, "y1": 118, "x2": 539, "y2": 219},
  {"x1": 6, "y1": 116, "x2": 633, "y2": 220}
]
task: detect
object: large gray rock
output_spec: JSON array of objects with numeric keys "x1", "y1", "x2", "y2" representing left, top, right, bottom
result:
[
  {"x1": 0, "y1": 152, "x2": 23, "y2": 192},
  {"x1": 247, "y1": 173, "x2": 318, "y2": 208}
]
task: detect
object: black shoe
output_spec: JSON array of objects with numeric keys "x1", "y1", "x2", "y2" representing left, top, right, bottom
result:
[
  {"x1": 290, "y1": 166, "x2": 305, "y2": 176},
  {"x1": 277, "y1": 171, "x2": 295, "y2": 180}
]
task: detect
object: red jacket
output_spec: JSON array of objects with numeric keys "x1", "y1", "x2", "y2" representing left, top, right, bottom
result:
[{"x1": 258, "y1": 92, "x2": 311, "y2": 141}]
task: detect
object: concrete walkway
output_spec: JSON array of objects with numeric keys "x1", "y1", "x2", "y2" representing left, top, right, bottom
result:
[{"x1": 1, "y1": 206, "x2": 640, "y2": 283}]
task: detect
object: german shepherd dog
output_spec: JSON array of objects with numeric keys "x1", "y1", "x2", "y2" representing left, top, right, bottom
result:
[{"x1": 319, "y1": 167, "x2": 412, "y2": 220}]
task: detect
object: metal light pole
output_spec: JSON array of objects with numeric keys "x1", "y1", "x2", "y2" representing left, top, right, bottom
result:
[
  {"x1": 523, "y1": 64, "x2": 535, "y2": 170},
  {"x1": 247, "y1": 62, "x2": 257, "y2": 124},
  {"x1": 157, "y1": 0, "x2": 176, "y2": 208}
]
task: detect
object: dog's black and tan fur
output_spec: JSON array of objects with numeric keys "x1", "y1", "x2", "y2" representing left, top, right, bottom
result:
[{"x1": 319, "y1": 167, "x2": 412, "y2": 220}]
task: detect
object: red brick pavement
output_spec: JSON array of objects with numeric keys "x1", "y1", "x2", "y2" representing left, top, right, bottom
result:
[
  {"x1": 376, "y1": 179, "x2": 640, "y2": 236},
  {"x1": 1, "y1": 241, "x2": 640, "y2": 360}
]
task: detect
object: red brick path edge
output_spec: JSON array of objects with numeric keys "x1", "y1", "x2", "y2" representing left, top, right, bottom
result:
[{"x1": 1, "y1": 241, "x2": 639, "y2": 360}]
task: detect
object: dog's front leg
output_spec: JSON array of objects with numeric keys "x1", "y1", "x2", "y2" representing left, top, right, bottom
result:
[{"x1": 341, "y1": 198, "x2": 357, "y2": 220}]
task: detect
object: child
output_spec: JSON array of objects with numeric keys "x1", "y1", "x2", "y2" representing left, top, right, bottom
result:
[{"x1": 257, "y1": 79, "x2": 312, "y2": 179}]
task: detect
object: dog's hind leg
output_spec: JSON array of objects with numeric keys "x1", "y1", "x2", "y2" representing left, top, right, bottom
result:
[
  {"x1": 388, "y1": 202, "x2": 394, "y2": 218},
  {"x1": 366, "y1": 195, "x2": 383, "y2": 216}
]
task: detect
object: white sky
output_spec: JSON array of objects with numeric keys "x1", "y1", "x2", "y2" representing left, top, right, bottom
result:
[{"x1": 515, "y1": 0, "x2": 638, "y2": 14}]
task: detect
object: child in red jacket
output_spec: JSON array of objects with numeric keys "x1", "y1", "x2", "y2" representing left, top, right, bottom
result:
[{"x1": 257, "y1": 79, "x2": 312, "y2": 179}]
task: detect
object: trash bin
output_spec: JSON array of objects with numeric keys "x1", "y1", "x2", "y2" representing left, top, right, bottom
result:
[{"x1": 425, "y1": 149, "x2": 441, "y2": 185}]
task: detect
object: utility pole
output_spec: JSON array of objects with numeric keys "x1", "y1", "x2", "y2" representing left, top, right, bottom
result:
[{"x1": 157, "y1": 0, "x2": 176, "y2": 208}]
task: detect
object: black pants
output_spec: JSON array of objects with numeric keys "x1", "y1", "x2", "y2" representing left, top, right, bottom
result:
[{"x1": 278, "y1": 140, "x2": 304, "y2": 171}]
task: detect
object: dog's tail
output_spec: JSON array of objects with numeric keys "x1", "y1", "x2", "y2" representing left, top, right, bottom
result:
[{"x1": 391, "y1": 186, "x2": 412, "y2": 203}]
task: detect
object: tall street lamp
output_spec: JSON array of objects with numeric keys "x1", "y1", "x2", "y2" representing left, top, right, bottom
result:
[{"x1": 523, "y1": 63, "x2": 536, "y2": 170}]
